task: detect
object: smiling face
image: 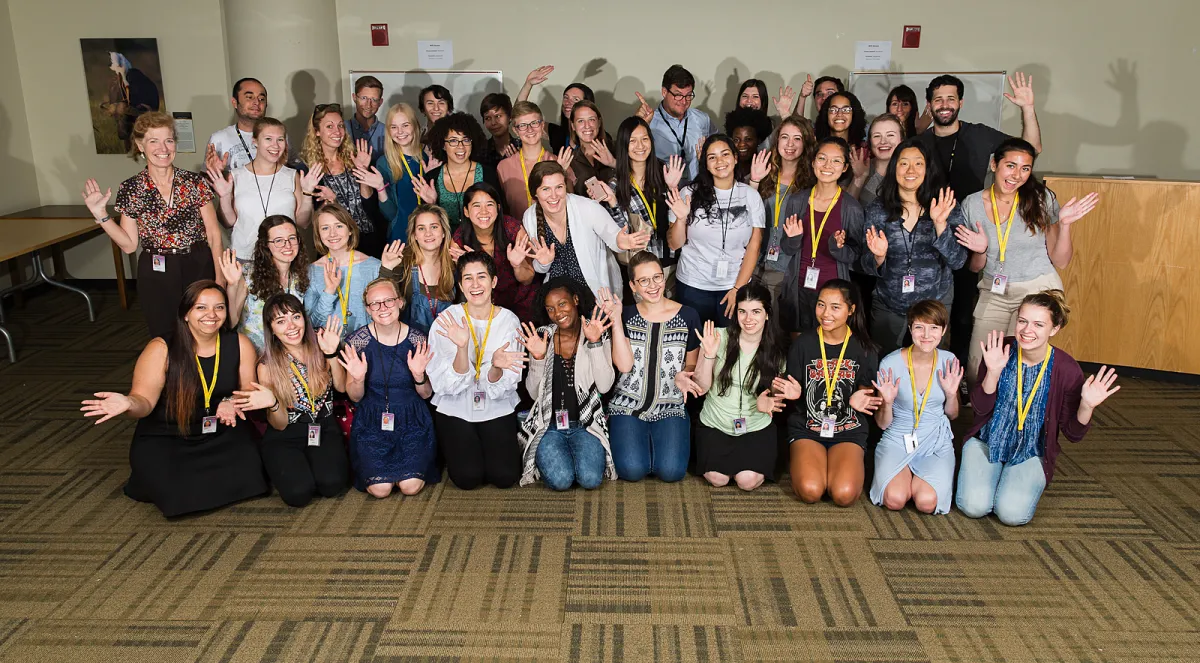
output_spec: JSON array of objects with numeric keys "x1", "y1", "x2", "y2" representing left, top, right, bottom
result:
[
  {"x1": 543, "y1": 287, "x2": 580, "y2": 330},
  {"x1": 317, "y1": 212, "x2": 350, "y2": 253},
  {"x1": 254, "y1": 125, "x2": 286, "y2": 165},
  {"x1": 388, "y1": 112, "x2": 418, "y2": 149},
  {"x1": 364, "y1": 281, "x2": 403, "y2": 326},
  {"x1": 662, "y1": 84, "x2": 694, "y2": 117},
  {"x1": 814, "y1": 81, "x2": 840, "y2": 110},
  {"x1": 482, "y1": 107, "x2": 509, "y2": 138},
  {"x1": 627, "y1": 125, "x2": 652, "y2": 163},
  {"x1": 512, "y1": 112, "x2": 544, "y2": 147},
  {"x1": 458, "y1": 260, "x2": 496, "y2": 305},
  {"x1": 422, "y1": 92, "x2": 448, "y2": 122},
  {"x1": 316, "y1": 111, "x2": 345, "y2": 150},
  {"x1": 444, "y1": 129, "x2": 471, "y2": 165},
  {"x1": 815, "y1": 287, "x2": 852, "y2": 333},
  {"x1": 732, "y1": 126, "x2": 758, "y2": 161},
  {"x1": 776, "y1": 122, "x2": 806, "y2": 163},
  {"x1": 354, "y1": 86, "x2": 383, "y2": 120},
  {"x1": 412, "y1": 211, "x2": 445, "y2": 253},
  {"x1": 737, "y1": 298, "x2": 768, "y2": 336},
  {"x1": 572, "y1": 106, "x2": 599, "y2": 144},
  {"x1": 186, "y1": 289, "x2": 227, "y2": 337},
  {"x1": 137, "y1": 126, "x2": 176, "y2": 168},
  {"x1": 630, "y1": 261, "x2": 666, "y2": 303},
  {"x1": 929, "y1": 84, "x2": 961, "y2": 127},
  {"x1": 909, "y1": 318, "x2": 945, "y2": 354},
  {"x1": 812, "y1": 143, "x2": 848, "y2": 184},
  {"x1": 869, "y1": 119, "x2": 902, "y2": 163},
  {"x1": 534, "y1": 173, "x2": 568, "y2": 216},
  {"x1": 992, "y1": 149, "x2": 1035, "y2": 195},
  {"x1": 888, "y1": 97, "x2": 912, "y2": 124},
  {"x1": 1015, "y1": 303, "x2": 1060, "y2": 351},
  {"x1": 269, "y1": 307, "x2": 307, "y2": 348},
  {"x1": 561, "y1": 88, "x2": 585, "y2": 120},
  {"x1": 739, "y1": 87, "x2": 762, "y2": 110},
  {"x1": 825, "y1": 94, "x2": 853, "y2": 136},
  {"x1": 895, "y1": 146, "x2": 926, "y2": 193},
  {"x1": 266, "y1": 222, "x2": 300, "y2": 263},
  {"x1": 705, "y1": 139, "x2": 737, "y2": 182},
  {"x1": 233, "y1": 80, "x2": 267, "y2": 122},
  {"x1": 465, "y1": 193, "x2": 499, "y2": 233}
]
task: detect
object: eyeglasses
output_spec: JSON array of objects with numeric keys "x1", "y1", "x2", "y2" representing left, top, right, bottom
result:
[
  {"x1": 445, "y1": 137, "x2": 473, "y2": 147},
  {"x1": 513, "y1": 119, "x2": 543, "y2": 132},
  {"x1": 828, "y1": 106, "x2": 854, "y2": 115},
  {"x1": 267, "y1": 235, "x2": 300, "y2": 248},
  {"x1": 814, "y1": 154, "x2": 846, "y2": 166},
  {"x1": 634, "y1": 273, "x2": 665, "y2": 288},
  {"x1": 666, "y1": 89, "x2": 695, "y2": 102},
  {"x1": 367, "y1": 297, "x2": 401, "y2": 311},
  {"x1": 356, "y1": 95, "x2": 382, "y2": 105}
]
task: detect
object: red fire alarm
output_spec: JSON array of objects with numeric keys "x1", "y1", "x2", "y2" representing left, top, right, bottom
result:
[
  {"x1": 902, "y1": 25, "x2": 921, "y2": 48},
  {"x1": 371, "y1": 24, "x2": 389, "y2": 47}
]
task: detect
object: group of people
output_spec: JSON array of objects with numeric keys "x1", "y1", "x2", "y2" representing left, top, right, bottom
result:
[{"x1": 78, "y1": 62, "x2": 1120, "y2": 527}]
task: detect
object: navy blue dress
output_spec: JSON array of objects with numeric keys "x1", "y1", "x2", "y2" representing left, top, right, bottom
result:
[{"x1": 345, "y1": 326, "x2": 439, "y2": 491}]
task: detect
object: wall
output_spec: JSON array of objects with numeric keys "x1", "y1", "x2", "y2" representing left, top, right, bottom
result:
[
  {"x1": 335, "y1": 0, "x2": 1200, "y2": 180},
  {"x1": 0, "y1": 0, "x2": 39, "y2": 216}
]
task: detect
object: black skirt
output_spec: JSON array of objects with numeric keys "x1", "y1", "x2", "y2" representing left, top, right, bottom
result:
[{"x1": 695, "y1": 422, "x2": 777, "y2": 480}]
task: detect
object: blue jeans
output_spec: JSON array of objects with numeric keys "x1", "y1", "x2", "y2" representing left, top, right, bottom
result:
[
  {"x1": 535, "y1": 424, "x2": 607, "y2": 491},
  {"x1": 955, "y1": 437, "x2": 1047, "y2": 526},
  {"x1": 608, "y1": 414, "x2": 690, "y2": 482},
  {"x1": 675, "y1": 280, "x2": 732, "y2": 327}
]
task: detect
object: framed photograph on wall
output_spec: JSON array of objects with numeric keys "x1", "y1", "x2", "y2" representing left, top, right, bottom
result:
[{"x1": 79, "y1": 38, "x2": 166, "y2": 155}]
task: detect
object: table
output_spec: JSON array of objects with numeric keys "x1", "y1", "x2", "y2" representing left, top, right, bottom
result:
[{"x1": 0, "y1": 205, "x2": 128, "y2": 361}]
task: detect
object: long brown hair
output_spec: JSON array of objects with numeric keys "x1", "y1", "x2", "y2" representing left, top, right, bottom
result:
[
  {"x1": 991, "y1": 138, "x2": 1052, "y2": 233},
  {"x1": 165, "y1": 281, "x2": 230, "y2": 434},
  {"x1": 249, "y1": 216, "x2": 310, "y2": 300},
  {"x1": 397, "y1": 204, "x2": 456, "y2": 302},
  {"x1": 301, "y1": 104, "x2": 356, "y2": 172},
  {"x1": 312, "y1": 203, "x2": 360, "y2": 255},
  {"x1": 757, "y1": 114, "x2": 816, "y2": 198},
  {"x1": 259, "y1": 293, "x2": 330, "y2": 409}
]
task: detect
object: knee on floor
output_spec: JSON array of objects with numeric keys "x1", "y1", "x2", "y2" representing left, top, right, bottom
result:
[{"x1": 829, "y1": 482, "x2": 862, "y2": 507}]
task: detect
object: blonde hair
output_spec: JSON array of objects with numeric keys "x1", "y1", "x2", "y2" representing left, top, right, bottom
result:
[
  {"x1": 128, "y1": 111, "x2": 176, "y2": 162},
  {"x1": 311, "y1": 203, "x2": 360, "y2": 255},
  {"x1": 259, "y1": 293, "x2": 331, "y2": 410},
  {"x1": 301, "y1": 104, "x2": 355, "y2": 172},
  {"x1": 397, "y1": 205, "x2": 456, "y2": 302},
  {"x1": 383, "y1": 103, "x2": 423, "y2": 185},
  {"x1": 252, "y1": 116, "x2": 289, "y2": 164}
]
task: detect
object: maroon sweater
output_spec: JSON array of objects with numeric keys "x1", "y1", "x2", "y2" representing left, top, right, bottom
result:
[{"x1": 963, "y1": 339, "x2": 1092, "y2": 485}]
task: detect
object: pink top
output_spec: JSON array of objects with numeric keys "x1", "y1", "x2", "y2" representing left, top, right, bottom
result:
[{"x1": 496, "y1": 148, "x2": 556, "y2": 219}]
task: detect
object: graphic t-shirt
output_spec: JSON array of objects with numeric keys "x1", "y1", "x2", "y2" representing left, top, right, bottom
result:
[{"x1": 785, "y1": 329, "x2": 879, "y2": 445}]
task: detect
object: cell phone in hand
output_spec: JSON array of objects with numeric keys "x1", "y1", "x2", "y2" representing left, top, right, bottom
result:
[{"x1": 585, "y1": 176, "x2": 600, "y2": 198}]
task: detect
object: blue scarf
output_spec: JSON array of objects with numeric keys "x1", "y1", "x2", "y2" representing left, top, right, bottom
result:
[{"x1": 981, "y1": 349, "x2": 1054, "y2": 465}]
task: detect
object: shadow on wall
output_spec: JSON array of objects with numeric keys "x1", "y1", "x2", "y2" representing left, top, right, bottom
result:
[
  {"x1": 0, "y1": 103, "x2": 39, "y2": 215},
  {"x1": 283, "y1": 69, "x2": 333, "y2": 161}
]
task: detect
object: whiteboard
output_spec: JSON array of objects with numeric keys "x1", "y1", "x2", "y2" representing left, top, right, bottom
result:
[
  {"x1": 848, "y1": 71, "x2": 1006, "y2": 131},
  {"x1": 349, "y1": 70, "x2": 504, "y2": 124}
]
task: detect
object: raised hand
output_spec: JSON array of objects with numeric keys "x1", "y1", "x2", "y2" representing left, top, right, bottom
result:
[
  {"x1": 954, "y1": 222, "x2": 988, "y2": 253},
  {"x1": 872, "y1": 367, "x2": 900, "y2": 404},
  {"x1": 205, "y1": 166, "x2": 234, "y2": 198},
  {"x1": 412, "y1": 176, "x2": 437, "y2": 204},
  {"x1": 491, "y1": 341, "x2": 527, "y2": 372},
  {"x1": 849, "y1": 387, "x2": 883, "y2": 414},
  {"x1": 591, "y1": 140, "x2": 616, "y2": 168},
  {"x1": 615, "y1": 225, "x2": 651, "y2": 251},
  {"x1": 525, "y1": 64, "x2": 554, "y2": 87},
  {"x1": 317, "y1": 315, "x2": 344, "y2": 354},
  {"x1": 381, "y1": 240, "x2": 405, "y2": 271},
  {"x1": 1080, "y1": 365, "x2": 1120, "y2": 409},
  {"x1": 518, "y1": 322, "x2": 550, "y2": 360},
  {"x1": 782, "y1": 213, "x2": 803, "y2": 238},
  {"x1": 80, "y1": 391, "x2": 131, "y2": 424},
  {"x1": 663, "y1": 155, "x2": 685, "y2": 190},
  {"x1": 865, "y1": 226, "x2": 889, "y2": 259},
  {"x1": 834, "y1": 229, "x2": 846, "y2": 249},
  {"x1": 300, "y1": 162, "x2": 325, "y2": 194},
  {"x1": 436, "y1": 314, "x2": 472, "y2": 348},
  {"x1": 772, "y1": 374, "x2": 803, "y2": 400},
  {"x1": 849, "y1": 145, "x2": 870, "y2": 182},
  {"x1": 749, "y1": 149, "x2": 772, "y2": 183},
  {"x1": 448, "y1": 242, "x2": 467, "y2": 262},
  {"x1": 82, "y1": 178, "x2": 113, "y2": 219},
  {"x1": 772, "y1": 85, "x2": 796, "y2": 117},
  {"x1": 529, "y1": 234, "x2": 556, "y2": 266},
  {"x1": 1004, "y1": 71, "x2": 1036, "y2": 109},
  {"x1": 980, "y1": 329, "x2": 1011, "y2": 375},
  {"x1": 595, "y1": 287, "x2": 622, "y2": 319},
  {"x1": 666, "y1": 187, "x2": 691, "y2": 221},
  {"x1": 582, "y1": 304, "x2": 613, "y2": 343},
  {"x1": 216, "y1": 398, "x2": 243, "y2": 425},
  {"x1": 218, "y1": 248, "x2": 244, "y2": 285},
  {"x1": 337, "y1": 345, "x2": 368, "y2": 382},
  {"x1": 322, "y1": 256, "x2": 342, "y2": 294},
  {"x1": 507, "y1": 229, "x2": 530, "y2": 268},
  {"x1": 757, "y1": 389, "x2": 787, "y2": 414},
  {"x1": 555, "y1": 146, "x2": 574, "y2": 173},
  {"x1": 799, "y1": 74, "x2": 814, "y2": 99},
  {"x1": 1059, "y1": 192, "x2": 1100, "y2": 226},
  {"x1": 204, "y1": 143, "x2": 230, "y2": 175},
  {"x1": 634, "y1": 92, "x2": 654, "y2": 123},
  {"x1": 694, "y1": 135, "x2": 705, "y2": 163},
  {"x1": 937, "y1": 357, "x2": 964, "y2": 396},
  {"x1": 231, "y1": 381, "x2": 277, "y2": 412},
  {"x1": 353, "y1": 138, "x2": 373, "y2": 169},
  {"x1": 314, "y1": 185, "x2": 337, "y2": 204},
  {"x1": 696, "y1": 320, "x2": 720, "y2": 359},
  {"x1": 407, "y1": 340, "x2": 433, "y2": 378},
  {"x1": 353, "y1": 165, "x2": 385, "y2": 191},
  {"x1": 675, "y1": 370, "x2": 702, "y2": 403},
  {"x1": 501, "y1": 143, "x2": 518, "y2": 158},
  {"x1": 930, "y1": 187, "x2": 957, "y2": 229}
]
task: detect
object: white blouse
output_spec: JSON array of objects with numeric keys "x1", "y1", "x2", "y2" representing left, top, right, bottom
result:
[{"x1": 428, "y1": 304, "x2": 522, "y2": 422}]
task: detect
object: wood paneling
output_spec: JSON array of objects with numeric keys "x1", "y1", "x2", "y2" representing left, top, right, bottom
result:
[{"x1": 1046, "y1": 177, "x2": 1200, "y2": 374}]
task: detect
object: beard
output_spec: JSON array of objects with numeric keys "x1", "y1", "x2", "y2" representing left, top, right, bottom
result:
[{"x1": 932, "y1": 107, "x2": 960, "y2": 127}]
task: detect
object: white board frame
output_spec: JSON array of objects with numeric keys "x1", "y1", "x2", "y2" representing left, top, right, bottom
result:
[{"x1": 848, "y1": 71, "x2": 1007, "y2": 131}]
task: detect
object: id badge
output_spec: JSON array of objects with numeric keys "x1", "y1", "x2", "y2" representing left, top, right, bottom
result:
[
  {"x1": 472, "y1": 391, "x2": 486, "y2": 411},
  {"x1": 901, "y1": 274, "x2": 916, "y2": 294},
  {"x1": 307, "y1": 424, "x2": 321, "y2": 447},
  {"x1": 201, "y1": 416, "x2": 218, "y2": 434},
  {"x1": 732, "y1": 417, "x2": 747, "y2": 435},
  {"x1": 904, "y1": 432, "x2": 919, "y2": 454},
  {"x1": 381, "y1": 412, "x2": 395, "y2": 431},
  {"x1": 819, "y1": 416, "x2": 836, "y2": 438},
  {"x1": 152, "y1": 254, "x2": 166, "y2": 273},
  {"x1": 714, "y1": 259, "x2": 731, "y2": 280},
  {"x1": 766, "y1": 243, "x2": 781, "y2": 262},
  {"x1": 804, "y1": 266, "x2": 820, "y2": 290},
  {"x1": 555, "y1": 409, "x2": 570, "y2": 430},
  {"x1": 991, "y1": 273, "x2": 1009, "y2": 295}
]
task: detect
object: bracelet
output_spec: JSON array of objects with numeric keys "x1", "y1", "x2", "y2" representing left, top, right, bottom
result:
[
  {"x1": 268, "y1": 399, "x2": 280, "y2": 412},
  {"x1": 586, "y1": 340, "x2": 603, "y2": 349},
  {"x1": 413, "y1": 373, "x2": 428, "y2": 385},
  {"x1": 324, "y1": 350, "x2": 339, "y2": 358},
  {"x1": 95, "y1": 215, "x2": 110, "y2": 224},
  {"x1": 703, "y1": 354, "x2": 716, "y2": 360}
]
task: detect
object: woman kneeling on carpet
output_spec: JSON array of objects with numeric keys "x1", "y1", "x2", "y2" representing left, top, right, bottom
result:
[
  {"x1": 81, "y1": 281, "x2": 268, "y2": 517},
  {"x1": 516, "y1": 277, "x2": 618, "y2": 490}
]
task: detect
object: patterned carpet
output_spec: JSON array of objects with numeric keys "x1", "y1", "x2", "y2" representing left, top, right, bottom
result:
[{"x1": 0, "y1": 286, "x2": 1197, "y2": 662}]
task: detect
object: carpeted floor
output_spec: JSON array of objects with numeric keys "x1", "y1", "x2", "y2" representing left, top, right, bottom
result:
[{"x1": 0, "y1": 286, "x2": 1198, "y2": 662}]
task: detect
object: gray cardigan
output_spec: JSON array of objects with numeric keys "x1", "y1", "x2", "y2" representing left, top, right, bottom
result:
[{"x1": 776, "y1": 187, "x2": 865, "y2": 330}]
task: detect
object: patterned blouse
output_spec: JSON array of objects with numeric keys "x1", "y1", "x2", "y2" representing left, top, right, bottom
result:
[
  {"x1": 322, "y1": 170, "x2": 373, "y2": 234},
  {"x1": 543, "y1": 220, "x2": 587, "y2": 285},
  {"x1": 284, "y1": 356, "x2": 334, "y2": 424},
  {"x1": 114, "y1": 167, "x2": 214, "y2": 250},
  {"x1": 607, "y1": 304, "x2": 702, "y2": 421}
]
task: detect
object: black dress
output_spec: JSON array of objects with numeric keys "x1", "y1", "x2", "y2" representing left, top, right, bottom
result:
[{"x1": 124, "y1": 330, "x2": 268, "y2": 517}]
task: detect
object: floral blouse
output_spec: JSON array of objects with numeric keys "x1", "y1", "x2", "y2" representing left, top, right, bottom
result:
[{"x1": 114, "y1": 167, "x2": 214, "y2": 250}]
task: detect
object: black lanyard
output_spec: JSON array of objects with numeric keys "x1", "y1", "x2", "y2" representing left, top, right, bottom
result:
[
  {"x1": 657, "y1": 106, "x2": 689, "y2": 156},
  {"x1": 374, "y1": 323, "x2": 403, "y2": 412},
  {"x1": 716, "y1": 186, "x2": 735, "y2": 250},
  {"x1": 945, "y1": 135, "x2": 959, "y2": 175},
  {"x1": 250, "y1": 162, "x2": 279, "y2": 216},
  {"x1": 236, "y1": 129, "x2": 254, "y2": 162}
]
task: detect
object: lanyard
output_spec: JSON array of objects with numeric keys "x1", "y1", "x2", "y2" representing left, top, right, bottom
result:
[
  {"x1": 817, "y1": 327, "x2": 851, "y2": 408},
  {"x1": 463, "y1": 305, "x2": 495, "y2": 381},
  {"x1": 400, "y1": 153, "x2": 425, "y2": 203},
  {"x1": 236, "y1": 129, "x2": 254, "y2": 163},
  {"x1": 250, "y1": 161, "x2": 279, "y2": 216},
  {"x1": 1016, "y1": 346, "x2": 1053, "y2": 431},
  {"x1": 716, "y1": 186, "x2": 735, "y2": 250},
  {"x1": 905, "y1": 348, "x2": 937, "y2": 431},
  {"x1": 657, "y1": 106, "x2": 689, "y2": 155},
  {"x1": 375, "y1": 322, "x2": 403, "y2": 412},
  {"x1": 989, "y1": 186, "x2": 1020, "y2": 265},
  {"x1": 289, "y1": 359, "x2": 317, "y2": 423},
  {"x1": 520, "y1": 148, "x2": 545, "y2": 206},
  {"x1": 773, "y1": 179, "x2": 791, "y2": 228},
  {"x1": 335, "y1": 257, "x2": 354, "y2": 325},
  {"x1": 419, "y1": 266, "x2": 440, "y2": 320},
  {"x1": 631, "y1": 175, "x2": 657, "y2": 229},
  {"x1": 808, "y1": 186, "x2": 842, "y2": 262},
  {"x1": 946, "y1": 135, "x2": 959, "y2": 174},
  {"x1": 195, "y1": 333, "x2": 220, "y2": 414}
]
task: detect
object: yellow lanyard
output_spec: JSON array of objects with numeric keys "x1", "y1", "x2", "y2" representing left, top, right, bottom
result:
[
  {"x1": 335, "y1": 257, "x2": 354, "y2": 325},
  {"x1": 1016, "y1": 346, "x2": 1053, "y2": 431},
  {"x1": 400, "y1": 153, "x2": 425, "y2": 203},
  {"x1": 463, "y1": 305, "x2": 495, "y2": 381},
  {"x1": 906, "y1": 347, "x2": 937, "y2": 431},
  {"x1": 195, "y1": 333, "x2": 220, "y2": 413},
  {"x1": 989, "y1": 186, "x2": 1019, "y2": 264},
  {"x1": 520, "y1": 148, "x2": 545, "y2": 206},
  {"x1": 289, "y1": 360, "x2": 315, "y2": 414},
  {"x1": 817, "y1": 327, "x2": 851, "y2": 408},
  {"x1": 773, "y1": 179, "x2": 791, "y2": 228},
  {"x1": 808, "y1": 186, "x2": 842, "y2": 261},
  {"x1": 631, "y1": 176, "x2": 657, "y2": 229}
]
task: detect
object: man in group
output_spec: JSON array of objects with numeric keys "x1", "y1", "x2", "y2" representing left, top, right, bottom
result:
[
  {"x1": 915, "y1": 72, "x2": 1042, "y2": 381},
  {"x1": 418, "y1": 84, "x2": 453, "y2": 128},
  {"x1": 346, "y1": 75, "x2": 386, "y2": 155},
  {"x1": 205, "y1": 77, "x2": 267, "y2": 174},
  {"x1": 641, "y1": 64, "x2": 714, "y2": 184}
]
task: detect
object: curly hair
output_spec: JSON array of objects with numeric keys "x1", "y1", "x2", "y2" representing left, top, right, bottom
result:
[
  {"x1": 300, "y1": 104, "x2": 356, "y2": 172},
  {"x1": 249, "y1": 216, "x2": 310, "y2": 300},
  {"x1": 532, "y1": 275, "x2": 598, "y2": 329},
  {"x1": 128, "y1": 111, "x2": 176, "y2": 162},
  {"x1": 423, "y1": 112, "x2": 487, "y2": 164},
  {"x1": 757, "y1": 114, "x2": 817, "y2": 200},
  {"x1": 723, "y1": 106, "x2": 773, "y2": 145},
  {"x1": 814, "y1": 92, "x2": 866, "y2": 145}
]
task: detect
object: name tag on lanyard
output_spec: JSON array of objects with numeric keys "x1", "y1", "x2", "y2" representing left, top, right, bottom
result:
[
  {"x1": 201, "y1": 416, "x2": 218, "y2": 434},
  {"x1": 991, "y1": 273, "x2": 1009, "y2": 295},
  {"x1": 307, "y1": 424, "x2": 321, "y2": 447},
  {"x1": 152, "y1": 254, "x2": 167, "y2": 272}
]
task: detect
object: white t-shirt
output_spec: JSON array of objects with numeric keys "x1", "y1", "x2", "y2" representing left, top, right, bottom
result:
[
  {"x1": 208, "y1": 125, "x2": 256, "y2": 171},
  {"x1": 428, "y1": 304, "x2": 522, "y2": 422},
  {"x1": 670, "y1": 181, "x2": 766, "y2": 290},
  {"x1": 230, "y1": 164, "x2": 298, "y2": 259}
]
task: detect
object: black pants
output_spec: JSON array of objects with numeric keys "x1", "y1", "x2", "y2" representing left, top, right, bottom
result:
[
  {"x1": 260, "y1": 417, "x2": 350, "y2": 507},
  {"x1": 137, "y1": 246, "x2": 216, "y2": 340},
  {"x1": 434, "y1": 411, "x2": 521, "y2": 489},
  {"x1": 950, "y1": 265, "x2": 978, "y2": 365}
]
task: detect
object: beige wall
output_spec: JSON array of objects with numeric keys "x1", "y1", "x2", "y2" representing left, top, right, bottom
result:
[{"x1": 0, "y1": 0, "x2": 39, "y2": 215}]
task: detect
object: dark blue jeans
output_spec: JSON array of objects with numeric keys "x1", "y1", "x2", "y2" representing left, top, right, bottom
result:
[
  {"x1": 675, "y1": 280, "x2": 732, "y2": 327},
  {"x1": 535, "y1": 424, "x2": 607, "y2": 490},
  {"x1": 607, "y1": 414, "x2": 690, "y2": 482}
]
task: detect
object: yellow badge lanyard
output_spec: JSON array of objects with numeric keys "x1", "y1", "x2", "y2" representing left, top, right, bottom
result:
[
  {"x1": 817, "y1": 327, "x2": 851, "y2": 408},
  {"x1": 906, "y1": 348, "x2": 937, "y2": 431},
  {"x1": 401, "y1": 153, "x2": 425, "y2": 204},
  {"x1": 335, "y1": 258, "x2": 354, "y2": 325},
  {"x1": 195, "y1": 333, "x2": 220, "y2": 415},
  {"x1": 773, "y1": 179, "x2": 791, "y2": 228},
  {"x1": 989, "y1": 186, "x2": 1019, "y2": 266},
  {"x1": 1016, "y1": 346, "x2": 1053, "y2": 431},
  {"x1": 520, "y1": 149, "x2": 545, "y2": 206},
  {"x1": 289, "y1": 360, "x2": 317, "y2": 422},
  {"x1": 631, "y1": 176, "x2": 657, "y2": 229},
  {"x1": 463, "y1": 305, "x2": 495, "y2": 382},
  {"x1": 808, "y1": 186, "x2": 842, "y2": 263}
]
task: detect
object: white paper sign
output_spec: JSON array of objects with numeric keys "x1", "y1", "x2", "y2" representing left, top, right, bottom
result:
[
  {"x1": 854, "y1": 41, "x2": 892, "y2": 71},
  {"x1": 417, "y1": 40, "x2": 453, "y2": 69},
  {"x1": 172, "y1": 112, "x2": 196, "y2": 153}
]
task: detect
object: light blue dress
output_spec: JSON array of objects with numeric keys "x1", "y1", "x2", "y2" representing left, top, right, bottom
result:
[
  {"x1": 869, "y1": 348, "x2": 956, "y2": 514},
  {"x1": 304, "y1": 255, "x2": 382, "y2": 334}
]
